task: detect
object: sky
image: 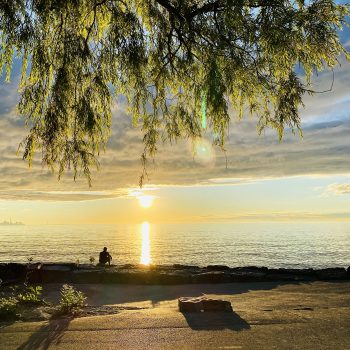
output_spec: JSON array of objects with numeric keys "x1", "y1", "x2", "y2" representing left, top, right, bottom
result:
[{"x1": 1, "y1": 14, "x2": 350, "y2": 225}]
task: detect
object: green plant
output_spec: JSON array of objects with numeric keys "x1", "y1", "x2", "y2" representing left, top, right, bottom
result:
[
  {"x1": 0, "y1": 297, "x2": 19, "y2": 320},
  {"x1": 17, "y1": 285, "x2": 43, "y2": 305},
  {"x1": 58, "y1": 285, "x2": 86, "y2": 315}
]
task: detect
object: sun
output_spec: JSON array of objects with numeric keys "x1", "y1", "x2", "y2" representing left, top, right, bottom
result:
[{"x1": 138, "y1": 195, "x2": 154, "y2": 208}]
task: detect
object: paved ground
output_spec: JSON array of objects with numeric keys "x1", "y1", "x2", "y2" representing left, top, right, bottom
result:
[{"x1": 1, "y1": 281, "x2": 350, "y2": 349}]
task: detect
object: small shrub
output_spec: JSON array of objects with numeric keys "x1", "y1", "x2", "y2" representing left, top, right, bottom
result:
[
  {"x1": 0, "y1": 297, "x2": 19, "y2": 320},
  {"x1": 58, "y1": 284, "x2": 86, "y2": 315},
  {"x1": 18, "y1": 285, "x2": 43, "y2": 305}
]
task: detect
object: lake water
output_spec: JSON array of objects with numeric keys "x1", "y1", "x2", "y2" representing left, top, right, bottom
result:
[{"x1": 0, "y1": 222, "x2": 349, "y2": 268}]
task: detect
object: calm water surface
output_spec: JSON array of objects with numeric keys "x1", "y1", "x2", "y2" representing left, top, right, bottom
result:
[{"x1": 0, "y1": 222, "x2": 349, "y2": 268}]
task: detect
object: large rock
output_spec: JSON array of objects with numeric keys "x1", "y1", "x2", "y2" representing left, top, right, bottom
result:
[
  {"x1": 206, "y1": 265, "x2": 231, "y2": 271},
  {"x1": 0, "y1": 263, "x2": 27, "y2": 284},
  {"x1": 230, "y1": 271, "x2": 267, "y2": 282},
  {"x1": 316, "y1": 268, "x2": 348, "y2": 280},
  {"x1": 72, "y1": 270, "x2": 104, "y2": 283},
  {"x1": 178, "y1": 296, "x2": 233, "y2": 312},
  {"x1": 158, "y1": 272, "x2": 192, "y2": 285},
  {"x1": 192, "y1": 272, "x2": 232, "y2": 284},
  {"x1": 232, "y1": 266, "x2": 268, "y2": 273},
  {"x1": 41, "y1": 264, "x2": 73, "y2": 283}
]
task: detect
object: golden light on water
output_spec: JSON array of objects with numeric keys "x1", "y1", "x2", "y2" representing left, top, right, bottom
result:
[
  {"x1": 140, "y1": 221, "x2": 151, "y2": 265},
  {"x1": 138, "y1": 195, "x2": 154, "y2": 208}
]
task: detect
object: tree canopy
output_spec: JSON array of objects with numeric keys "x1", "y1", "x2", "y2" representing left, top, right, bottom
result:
[{"x1": 0, "y1": 0, "x2": 349, "y2": 185}]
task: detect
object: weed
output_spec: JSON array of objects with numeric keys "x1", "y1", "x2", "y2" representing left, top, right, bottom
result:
[
  {"x1": 57, "y1": 284, "x2": 86, "y2": 315},
  {"x1": 0, "y1": 297, "x2": 19, "y2": 320}
]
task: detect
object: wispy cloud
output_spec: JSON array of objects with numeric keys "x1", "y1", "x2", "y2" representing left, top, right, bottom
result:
[
  {"x1": 0, "y1": 53, "x2": 350, "y2": 201},
  {"x1": 323, "y1": 183, "x2": 350, "y2": 196},
  {"x1": 194, "y1": 211, "x2": 350, "y2": 222}
]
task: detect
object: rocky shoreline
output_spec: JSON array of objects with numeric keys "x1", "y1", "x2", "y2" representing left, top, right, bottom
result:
[{"x1": 1, "y1": 263, "x2": 350, "y2": 285}]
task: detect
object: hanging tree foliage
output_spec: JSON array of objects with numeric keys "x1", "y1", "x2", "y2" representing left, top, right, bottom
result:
[{"x1": 0, "y1": 0, "x2": 349, "y2": 185}]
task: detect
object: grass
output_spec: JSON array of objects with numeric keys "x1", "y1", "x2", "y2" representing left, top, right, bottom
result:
[
  {"x1": 0, "y1": 297, "x2": 19, "y2": 321},
  {"x1": 17, "y1": 285, "x2": 43, "y2": 305},
  {"x1": 57, "y1": 284, "x2": 87, "y2": 315}
]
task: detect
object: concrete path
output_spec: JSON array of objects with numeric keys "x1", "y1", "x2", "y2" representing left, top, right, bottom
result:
[{"x1": 1, "y1": 282, "x2": 350, "y2": 349}]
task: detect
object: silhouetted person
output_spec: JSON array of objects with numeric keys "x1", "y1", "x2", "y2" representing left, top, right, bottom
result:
[{"x1": 99, "y1": 247, "x2": 112, "y2": 266}]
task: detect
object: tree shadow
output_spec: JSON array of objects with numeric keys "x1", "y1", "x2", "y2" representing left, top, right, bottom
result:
[
  {"x1": 16, "y1": 317, "x2": 71, "y2": 350},
  {"x1": 182, "y1": 311, "x2": 250, "y2": 331}
]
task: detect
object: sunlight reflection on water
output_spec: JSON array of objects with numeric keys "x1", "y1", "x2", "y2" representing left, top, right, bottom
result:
[{"x1": 140, "y1": 221, "x2": 151, "y2": 265}]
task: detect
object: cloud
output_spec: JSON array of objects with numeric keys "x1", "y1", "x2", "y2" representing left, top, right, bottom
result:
[
  {"x1": 0, "y1": 189, "x2": 129, "y2": 201},
  {"x1": 1, "y1": 52, "x2": 350, "y2": 201},
  {"x1": 323, "y1": 183, "x2": 350, "y2": 196},
  {"x1": 193, "y1": 211, "x2": 350, "y2": 222}
]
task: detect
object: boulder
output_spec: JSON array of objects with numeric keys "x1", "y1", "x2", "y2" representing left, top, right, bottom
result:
[
  {"x1": 192, "y1": 272, "x2": 232, "y2": 284},
  {"x1": 265, "y1": 273, "x2": 302, "y2": 282},
  {"x1": 201, "y1": 298, "x2": 233, "y2": 312},
  {"x1": 178, "y1": 296, "x2": 233, "y2": 312},
  {"x1": 178, "y1": 297, "x2": 204, "y2": 312},
  {"x1": 26, "y1": 263, "x2": 43, "y2": 283},
  {"x1": 41, "y1": 264, "x2": 73, "y2": 283},
  {"x1": 230, "y1": 271, "x2": 266, "y2": 282},
  {"x1": 173, "y1": 264, "x2": 200, "y2": 270},
  {"x1": 72, "y1": 270, "x2": 104, "y2": 283},
  {"x1": 158, "y1": 272, "x2": 192, "y2": 285},
  {"x1": 316, "y1": 268, "x2": 348, "y2": 280},
  {"x1": 0, "y1": 263, "x2": 27, "y2": 283},
  {"x1": 206, "y1": 265, "x2": 231, "y2": 271},
  {"x1": 232, "y1": 266, "x2": 268, "y2": 273}
]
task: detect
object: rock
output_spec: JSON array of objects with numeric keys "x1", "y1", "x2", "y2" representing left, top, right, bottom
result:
[
  {"x1": 268, "y1": 268, "x2": 316, "y2": 276},
  {"x1": 26, "y1": 263, "x2": 43, "y2": 283},
  {"x1": 206, "y1": 265, "x2": 230, "y2": 271},
  {"x1": 201, "y1": 298, "x2": 233, "y2": 312},
  {"x1": 230, "y1": 271, "x2": 266, "y2": 282},
  {"x1": 41, "y1": 264, "x2": 73, "y2": 283},
  {"x1": 121, "y1": 264, "x2": 139, "y2": 270},
  {"x1": 265, "y1": 273, "x2": 302, "y2": 281},
  {"x1": 158, "y1": 272, "x2": 192, "y2": 285},
  {"x1": 173, "y1": 264, "x2": 200, "y2": 271},
  {"x1": 178, "y1": 297, "x2": 204, "y2": 312},
  {"x1": 316, "y1": 268, "x2": 348, "y2": 280},
  {"x1": 72, "y1": 270, "x2": 104, "y2": 283},
  {"x1": 0, "y1": 263, "x2": 27, "y2": 283},
  {"x1": 178, "y1": 297, "x2": 233, "y2": 312},
  {"x1": 192, "y1": 272, "x2": 232, "y2": 284},
  {"x1": 232, "y1": 266, "x2": 268, "y2": 273}
]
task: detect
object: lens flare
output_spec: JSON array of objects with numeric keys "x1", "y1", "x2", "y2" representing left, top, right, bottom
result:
[
  {"x1": 192, "y1": 138, "x2": 216, "y2": 166},
  {"x1": 140, "y1": 221, "x2": 151, "y2": 265}
]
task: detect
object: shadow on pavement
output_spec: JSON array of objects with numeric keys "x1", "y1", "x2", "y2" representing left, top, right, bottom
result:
[
  {"x1": 183, "y1": 311, "x2": 250, "y2": 331},
  {"x1": 16, "y1": 317, "x2": 71, "y2": 350},
  {"x1": 43, "y1": 281, "x2": 302, "y2": 308}
]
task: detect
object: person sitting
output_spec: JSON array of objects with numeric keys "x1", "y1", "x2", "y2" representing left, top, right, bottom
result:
[{"x1": 99, "y1": 247, "x2": 112, "y2": 266}]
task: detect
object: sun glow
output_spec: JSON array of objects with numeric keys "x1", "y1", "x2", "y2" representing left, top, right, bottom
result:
[
  {"x1": 140, "y1": 221, "x2": 151, "y2": 265},
  {"x1": 138, "y1": 195, "x2": 154, "y2": 208}
]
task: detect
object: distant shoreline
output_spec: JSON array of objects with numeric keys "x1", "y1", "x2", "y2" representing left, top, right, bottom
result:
[{"x1": 0, "y1": 221, "x2": 24, "y2": 226}]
